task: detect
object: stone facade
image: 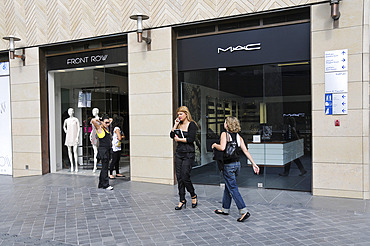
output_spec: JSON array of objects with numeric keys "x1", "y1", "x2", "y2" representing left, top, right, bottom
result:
[{"x1": 0, "y1": 0, "x2": 324, "y2": 50}]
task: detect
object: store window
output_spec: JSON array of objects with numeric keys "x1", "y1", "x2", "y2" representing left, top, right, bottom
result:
[
  {"x1": 179, "y1": 63, "x2": 312, "y2": 191},
  {"x1": 47, "y1": 46, "x2": 129, "y2": 175}
]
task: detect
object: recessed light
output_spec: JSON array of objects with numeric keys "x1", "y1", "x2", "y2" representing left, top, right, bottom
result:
[
  {"x1": 57, "y1": 70, "x2": 66, "y2": 72},
  {"x1": 76, "y1": 68, "x2": 85, "y2": 70},
  {"x1": 118, "y1": 63, "x2": 127, "y2": 66},
  {"x1": 95, "y1": 65, "x2": 104, "y2": 68}
]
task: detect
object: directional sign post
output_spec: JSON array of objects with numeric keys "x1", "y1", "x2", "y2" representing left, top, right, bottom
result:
[
  {"x1": 325, "y1": 49, "x2": 348, "y2": 73},
  {"x1": 324, "y1": 49, "x2": 348, "y2": 115}
]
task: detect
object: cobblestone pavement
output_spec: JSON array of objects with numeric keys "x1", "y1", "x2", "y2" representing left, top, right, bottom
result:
[{"x1": 1, "y1": 173, "x2": 370, "y2": 246}]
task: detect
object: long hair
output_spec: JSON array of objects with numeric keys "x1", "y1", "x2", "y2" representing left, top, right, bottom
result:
[
  {"x1": 176, "y1": 106, "x2": 198, "y2": 128},
  {"x1": 225, "y1": 116, "x2": 241, "y2": 133}
]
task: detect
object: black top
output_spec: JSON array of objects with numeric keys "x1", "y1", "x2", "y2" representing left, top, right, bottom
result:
[
  {"x1": 223, "y1": 132, "x2": 241, "y2": 164},
  {"x1": 170, "y1": 121, "x2": 197, "y2": 153},
  {"x1": 98, "y1": 128, "x2": 111, "y2": 149}
]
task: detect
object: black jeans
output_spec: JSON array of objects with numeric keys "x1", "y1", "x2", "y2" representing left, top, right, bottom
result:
[
  {"x1": 175, "y1": 152, "x2": 196, "y2": 201},
  {"x1": 110, "y1": 150, "x2": 121, "y2": 175},
  {"x1": 98, "y1": 148, "x2": 110, "y2": 188}
]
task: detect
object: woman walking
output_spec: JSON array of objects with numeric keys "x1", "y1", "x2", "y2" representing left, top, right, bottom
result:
[
  {"x1": 91, "y1": 115, "x2": 114, "y2": 190},
  {"x1": 170, "y1": 106, "x2": 198, "y2": 210},
  {"x1": 109, "y1": 116, "x2": 125, "y2": 179},
  {"x1": 212, "y1": 116, "x2": 259, "y2": 222}
]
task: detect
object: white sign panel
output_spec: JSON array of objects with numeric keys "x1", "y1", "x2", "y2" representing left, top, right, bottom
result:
[
  {"x1": 333, "y1": 93, "x2": 348, "y2": 115},
  {"x1": 325, "y1": 49, "x2": 348, "y2": 72},
  {"x1": 325, "y1": 71, "x2": 348, "y2": 93},
  {"x1": 0, "y1": 62, "x2": 9, "y2": 76},
  {"x1": 0, "y1": 76, "x2": 12, "y2": 175}
]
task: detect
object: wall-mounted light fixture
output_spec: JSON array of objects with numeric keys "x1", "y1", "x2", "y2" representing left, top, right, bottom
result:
[
  {"x1": 129, "y1": 13, "x2": 151, "y2": 45},
  {"x1": 2, "y1": 36, "x2": 25, "y2": 65},
  {"x1": 330, "y1": 0, "x2": 341, "y2": 20}
]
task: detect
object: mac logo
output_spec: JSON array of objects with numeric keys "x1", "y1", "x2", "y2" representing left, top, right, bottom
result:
[{"x1": 217, "y1": 43, "x2": 261, "y2": 54}]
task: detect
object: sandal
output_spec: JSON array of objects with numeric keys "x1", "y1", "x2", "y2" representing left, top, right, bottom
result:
[
  {"x1": 116, "y1": 174, "x2": 125, "y2": 177},
  {"x1": 237, "y1": 212, "x2": 250, "y2": 222},
  {"x1": 214, "y1": 209, "x2": 229, "y2": 215},
  {"x1": 109, "y1": 175, "x2": 115, "y2": 179},
  {"x1": 191, "y1": 195, "x2": 198, "y2": 208}
]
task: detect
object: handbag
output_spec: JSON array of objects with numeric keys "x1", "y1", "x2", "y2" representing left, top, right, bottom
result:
[{"x1": 224, "y1": 132, "x2": 238, "y2": 159}]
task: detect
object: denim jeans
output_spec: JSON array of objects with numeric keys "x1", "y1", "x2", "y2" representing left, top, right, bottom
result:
[{"x1": 222, "y1": 162, "x2": 247, "y2": 214}]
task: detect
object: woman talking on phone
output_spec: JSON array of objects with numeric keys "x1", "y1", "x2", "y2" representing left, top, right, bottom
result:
[{"x1": 170, "y1": 106, "x2": 198, "y2": 210}]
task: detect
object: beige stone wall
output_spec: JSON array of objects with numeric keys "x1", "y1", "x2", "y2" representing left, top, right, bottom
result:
[
  {"x1": 128, "y1": 27, "x2": 174, "y2": 184},
  {"x1": 0, "y1": 0, "x2": 324, "y2": 50},
  {"x1": 10, "y1": 47, "x2": 42, "y2": 177},
  {"x1": 311, "y1": 0, "x2": 370, "y2": 199}
]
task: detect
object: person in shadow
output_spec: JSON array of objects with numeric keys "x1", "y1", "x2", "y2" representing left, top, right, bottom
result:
[{"x1": 279, "y1": 116, "x2": 307, "y2": 176}]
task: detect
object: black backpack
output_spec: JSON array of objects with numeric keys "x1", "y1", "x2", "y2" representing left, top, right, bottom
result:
[{"x1": 224, "y1": 132, "x2": 238, "y2": 159}]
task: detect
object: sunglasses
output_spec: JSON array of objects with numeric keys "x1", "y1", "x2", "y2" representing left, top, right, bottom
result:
[{"x1": 103, "y1": 121, "x2": 110, "y2": 124}]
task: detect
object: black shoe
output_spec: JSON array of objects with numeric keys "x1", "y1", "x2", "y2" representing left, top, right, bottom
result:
[
  {"x1": 237, "y1": 212, "x2": 250, "y2": 222},
  {"x1": 279, "y1": 172, "x2": 289, "y2": 176},
  {"x1": 299, "y1": 170, "x2": 307, "y2": 176},
  {"x1": 191, "y1": 195, "x2": 198, "y2": 208},
  {"x1": 214, "y1": 209, "x2": 229, "y2": 215},
  {"x1": 175, "y1": 200, "x2": 186, "y2": 210}
]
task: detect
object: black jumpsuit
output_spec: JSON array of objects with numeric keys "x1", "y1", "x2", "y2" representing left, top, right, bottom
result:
[
  {"x1": 97, "y1": 128, "x2": 111, "y2": 188},
  {"x1": 170, "y1": 121, "x2": 197, "y2": 202}
]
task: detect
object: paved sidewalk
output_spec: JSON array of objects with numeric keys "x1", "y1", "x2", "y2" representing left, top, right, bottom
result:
[{"x1": 0, "y1": 173, "x2": 370, "y2": 246}]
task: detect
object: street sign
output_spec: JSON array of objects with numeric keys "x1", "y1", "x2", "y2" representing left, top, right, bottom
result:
[
  {"x1": 325, "y1": 94, "x2": 333, "y2": 115},
  {"x1": 0, "y1": 62, "x2": 9, "y2": 76},
  {"x1": 325, "y1": 93, "x2": 348, "y2": 115},
  {"x1": 325, "y1": 49, "x2": 348, "y2": 72},
  {"x1": 325, "y1": 71, "x2": 348, "y2": 93},
  {"x1": 333, "y1": 93, "x2": 348, "y2": 115}
]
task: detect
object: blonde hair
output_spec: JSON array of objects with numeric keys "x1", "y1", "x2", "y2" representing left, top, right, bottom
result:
[
  {"x1": 176, "y1": 106, "x2": 197, "y2": 128},
  {"x1": 225, "y1": 116, "x2": 241, "y2": 133}
]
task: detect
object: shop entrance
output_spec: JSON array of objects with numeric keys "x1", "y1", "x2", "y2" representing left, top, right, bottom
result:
[
  {"x1": 179, "y1": 62, "x2": 311, "y2": 191},
  {"x1": 48, "y1": 64, "x2": 129, "y2": 176}
]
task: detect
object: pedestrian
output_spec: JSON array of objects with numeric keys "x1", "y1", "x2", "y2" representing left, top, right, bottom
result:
[
  {"x1": 170, "y1": 106, "x2": 198, "y2": 210},
  {"x1": 212, "y1": 116, "x2": 259, "y2": 222},
  {"x1": 109, "y1": 116, "x2": 125, "y2": 179},
  {"x1": 91, "y1": 115, "x2": 114, "y2": 190},
  {"x1": 279, "y1": 116, "x2": 307, "y2": 176}
]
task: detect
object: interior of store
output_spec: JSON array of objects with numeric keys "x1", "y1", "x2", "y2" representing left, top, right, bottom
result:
[
  {"x1": 48, "y1": 64, "x2": 129, "y2": 176},
  {"x1": 179, "y1": 62, "x2": 312, "y2": 191}
]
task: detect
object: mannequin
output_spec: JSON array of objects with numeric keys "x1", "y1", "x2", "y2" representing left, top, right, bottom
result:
[
  {"x1": 63, "y1": 108, "x2": 80, "y2": 172},
  {"x1": 90, "y1": 108, "x2": 100, "y2": 172}
]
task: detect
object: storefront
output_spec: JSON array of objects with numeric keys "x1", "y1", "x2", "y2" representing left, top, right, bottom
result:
[
  {"x1": 176, "y1": 10, "x2": 312, "y2": 191},
  {"x1": 45, "y1": 41, "x2": 129, "y2": 175}
]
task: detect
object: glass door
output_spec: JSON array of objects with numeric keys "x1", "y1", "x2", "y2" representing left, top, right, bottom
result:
[
  {"x1": 178, "y1": 62, "x2": 311, "y2": 191},
  {"x1": 262, "y1": 63, "x2": 312, "y2": 191}
]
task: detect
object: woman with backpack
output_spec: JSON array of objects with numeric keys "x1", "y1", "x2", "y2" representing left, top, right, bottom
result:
[{"x1": 212, "y1": 116, "x2": 260, "y2": 222}]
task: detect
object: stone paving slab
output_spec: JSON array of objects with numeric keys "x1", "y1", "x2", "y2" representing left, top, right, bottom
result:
[{"x1": 0, "y1": 174, "x2": 370, "y2": 245}]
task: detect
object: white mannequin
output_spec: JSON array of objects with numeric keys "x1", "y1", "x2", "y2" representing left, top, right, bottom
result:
[
  {"x1": 63, "y1": 108, "x2": 80, "y2": 172},
  {"x1": 90, "y1": 108, "x2": 100, "y2": 172}
]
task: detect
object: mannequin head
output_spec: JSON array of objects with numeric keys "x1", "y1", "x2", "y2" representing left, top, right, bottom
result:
[
  {"x1": 68, "y1": 108, "x2": 74, "y2": 117},
  {"x1": 92, "y1": 108, "x2": 99, "y2": 117}
]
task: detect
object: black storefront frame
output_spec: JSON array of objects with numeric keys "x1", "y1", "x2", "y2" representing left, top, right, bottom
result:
[
  {"x1": 176, "y1": 21, "x2": 312, "y2": 191},
  {"x1": 43, "y1": 45, "x2": 128, "y2": 174}
]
